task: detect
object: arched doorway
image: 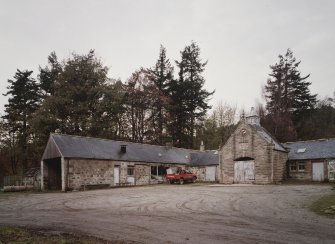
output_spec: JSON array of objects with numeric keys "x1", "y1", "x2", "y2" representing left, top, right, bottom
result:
[{"x1": 234, "y1": 157, "x2": 255, "y2": 183}]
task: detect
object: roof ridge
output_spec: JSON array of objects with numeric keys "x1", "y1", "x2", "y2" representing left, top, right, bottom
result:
[
  {"x1": 249, "y1": 124, "x2": 286, "y2": 151},
  {"x1": 283, "y1": 138, "x2": 335, "y2": 144}
]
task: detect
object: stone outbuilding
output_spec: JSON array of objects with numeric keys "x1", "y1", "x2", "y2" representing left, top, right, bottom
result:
[
  {"x1": 41, "y1": 134, "x2": 219, "y2": 191},
  {"x1": 220, "y1": 108, "x2": 288, "y2": 184},
  {"x1": 283, "y1": 139, "x2": 335, "y2": 182}
]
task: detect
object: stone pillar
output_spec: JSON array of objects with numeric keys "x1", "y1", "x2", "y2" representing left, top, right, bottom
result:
[{"x1": 61, "y1": 157, "x2": 67, "y2": 192}]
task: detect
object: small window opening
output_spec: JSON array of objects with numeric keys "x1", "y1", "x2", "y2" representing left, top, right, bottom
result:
[
  {"x1": 127, "y1": 166, "x2": 134, "y2": 176},
  {"x1": 289, "y1": 162, "x2": 297, "y2": 171},
  {"x1": 298, "y1": 162, "x2": 305, "y2": 172}
]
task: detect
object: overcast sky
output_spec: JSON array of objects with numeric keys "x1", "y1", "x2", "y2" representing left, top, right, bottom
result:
[{"x1": 1, "y1": 0, "x2": 334, "y2": 115}]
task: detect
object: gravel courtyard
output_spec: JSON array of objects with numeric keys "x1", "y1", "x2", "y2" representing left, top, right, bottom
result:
[{"x1": 0, "y1": 184, "x2": 334, "y2": 243}]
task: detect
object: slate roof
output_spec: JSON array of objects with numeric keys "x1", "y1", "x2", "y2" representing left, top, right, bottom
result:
[
  {"x1": 249, "y1": 124, "x2": 287, "y2": 152},
  {"x1": 283, "y1": 138, "x2": 335, "y2": 160},
  {"x1": 45, "y1": 134, "x2": 219, "y2": 165},
  {"x1": 190, "y1": 151, "x2": 219, "y2": 166},
  {"x1": 24, "y1": 167, "x2": 41, "y2": 177}
]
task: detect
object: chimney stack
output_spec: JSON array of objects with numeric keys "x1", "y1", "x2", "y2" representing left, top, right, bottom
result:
[{"x1": 200, "y1": 141, "x2": 205, "y2": 151}]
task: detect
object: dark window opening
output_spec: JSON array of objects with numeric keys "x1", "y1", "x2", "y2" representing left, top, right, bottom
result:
[
  {"x1": 298, "y1": 162, "x2": 305, "y2": 172},
  {"x1": 289, "y1": 162, "x2": 297, "y2": 171},
  {"x1": 127, "y1": 166, "x2": 134, "y2": 176},
  {"x1": 151, "y1": 166, "x2": 167, "y2": 176}
]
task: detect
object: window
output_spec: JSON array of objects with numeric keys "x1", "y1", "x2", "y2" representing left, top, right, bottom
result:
[
  {"x1": 127, "y1": 166, "x2": 134, "y2": 176},
  {"x1": 289, "y1": 162, "x2": 297, "y2": 171},
  {"x1": 298, "y1": 162, "x2": 305, "y2": 172},
  {"x1": 151, "y1": 166, "x2": 167, "y2": 176},
  {"x1": 297, "y1": 148, "x2": 306, "y2": 153}
]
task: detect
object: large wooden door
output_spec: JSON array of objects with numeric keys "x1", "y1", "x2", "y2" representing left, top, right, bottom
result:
[
  {"x1": 312, "y1": 162, "x2": 324, "y2": 181},
  {"x1": 234, "y1": 161, "x2": 255, "y2": 183},
  {"x1": 205, "y1": 166, "x2": 216, "y2": 181}
]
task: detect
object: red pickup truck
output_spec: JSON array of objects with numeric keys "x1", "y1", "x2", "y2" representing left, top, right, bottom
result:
[{"x1": 166, "y1": 169, "x2": 197, "y2": 184}]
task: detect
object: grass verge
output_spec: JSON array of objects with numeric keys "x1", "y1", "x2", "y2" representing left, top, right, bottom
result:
[
  {"x1": 310, "y1": 194, "x2": 335, "y2": 218},
  {"x1": 0, "y1": 225, "x2": 114, "y2": 243}
]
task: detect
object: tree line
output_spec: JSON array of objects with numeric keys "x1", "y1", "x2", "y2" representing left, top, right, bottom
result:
[
  {"x1": 1, "y1": 46, "x2": 334, "y2": 178},
  {"x1": 0, "y1": 42, "x2": 214, "y2": 175}
]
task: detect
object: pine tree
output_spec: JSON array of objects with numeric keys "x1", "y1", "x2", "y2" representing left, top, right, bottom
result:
[
  {"x1": 38, "y1": 52, "x2": 62, "y2": 96},
  {"x1": 147, "y1": 45, "x2": 174, "y2": 145},
  {"x1": 264, "y1": 49, "x2": 317, "y2": 141},
  {"x1": 172, "y1": 42, "x2": 214, "y2": 148},
  {"x1": 2, "y1": 69, "x2": 41, "y2": 172}
]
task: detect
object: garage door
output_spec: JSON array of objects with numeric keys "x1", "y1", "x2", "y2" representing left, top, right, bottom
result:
[
  {"x1": 234, "y1": 161, "x2": 255, "y2": 183},
  {"x1": 312, "y1": 162, "x2": 324, "y2": 181}
]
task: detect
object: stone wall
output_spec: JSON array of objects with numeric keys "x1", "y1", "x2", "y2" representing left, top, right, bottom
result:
[
  {"x1": 220, "y1": 121, "x2": 287, "y2": 184},
  {"x1": 272, "y1": 150, "x2": 288, "y2": 183},
  {"x1": 67, "y1": 159, "x2": 114, "y2": 190},
  {"x1": 66, "y1": 159, "x2": 195, "y2": 189},
  {"x1": 288, "y1": 160, "x2": 312, "y2": 180},
  {"x1": 187, "y1": 166, "x2": 206, "y2": 181},
  {"x1": 135, "y1": 164, "x2": 151, "y2": 185},
  {"x1": 216, "y1": 165, "x2": 221, "y2": 182}
]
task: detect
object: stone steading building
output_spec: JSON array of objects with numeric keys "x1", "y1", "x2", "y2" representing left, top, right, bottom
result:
[
  {"x1": 283, "y1": 139, "x2": 335, "y2": 182},
  {"x1": 220, "y1": 108, "x2": 288, "y2": 184},
  {"x1": 41, "y1": 108, "x2": 335, "y2": 191},
  {"x1": 41, "y1": 134, "x2": 219, "y2": 191}
]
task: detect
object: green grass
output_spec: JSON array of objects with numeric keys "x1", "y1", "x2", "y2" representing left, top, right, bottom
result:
[
  {"x1": 310, "y1": 193, "x2": 335, "y2": 218},
  {"x1": 0, "y1": 225, "x2": 111, "y2": 244}
]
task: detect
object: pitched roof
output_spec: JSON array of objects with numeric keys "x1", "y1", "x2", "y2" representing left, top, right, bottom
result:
[
  {"x1": 43, "y1": 134, "x2": 219, "y2": 165},
  {"x1": 283, "y1": 138, "x2": 335, "y2": 160},
  {"x1": 249, "y1": 124, "x2": 287, "y2": 152}
]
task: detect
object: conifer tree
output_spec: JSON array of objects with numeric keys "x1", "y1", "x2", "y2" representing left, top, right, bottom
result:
[
  {"x1": 147, "y1": 45, "x2": 174, "y2": 145},
  {"x1": 172, "y1": 42, "x2": 214, "y2": 148},
  {"x1": 264, "y1": 49, "x2": 317, "y2": 141},
  {"x1": 2, "y1": 69, "x2": 41, "y2": 171},
  {"x1": 38, "y1": 52, "x2": 62, "y2": 96}
]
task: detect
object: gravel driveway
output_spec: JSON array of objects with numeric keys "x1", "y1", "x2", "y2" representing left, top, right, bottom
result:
[{"x1": 0, "y1": 184, "x2": 334, "y2": 243}]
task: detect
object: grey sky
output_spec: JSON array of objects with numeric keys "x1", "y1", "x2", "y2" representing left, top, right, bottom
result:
[{"x1": 1, "y1": 0, "x2": 334, "y2": 114}]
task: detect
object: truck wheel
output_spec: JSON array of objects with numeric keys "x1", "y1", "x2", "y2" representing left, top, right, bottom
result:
[
  {"x1": 180, "y1": 178, "x2": 184, "y2": 185},
  {"x1": 192, "y1": 177, "x2": 196, "y2": 183}
]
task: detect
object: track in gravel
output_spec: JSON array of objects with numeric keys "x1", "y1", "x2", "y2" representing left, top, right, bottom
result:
[{"x1": 0, "y1": 184, "x2": 334, "y2": 243}]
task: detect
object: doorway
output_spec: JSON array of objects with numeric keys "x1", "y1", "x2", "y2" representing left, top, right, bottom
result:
[
  {"x1": 45, "y1": 158, "x2": 62, "y2": 190},
  {"x1": 234, "y1": 158, "x2": 255, "y2": 183},
  {"x1": 114, "y1": 166, "x2": 120, "y2": 186},
  {"x1": 312, "y1": 162, "x2": 324, "y2": 181}
]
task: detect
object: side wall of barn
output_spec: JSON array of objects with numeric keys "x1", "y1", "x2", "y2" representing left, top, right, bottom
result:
[{"x1": 65, "y1": 159, "x2": 190, "y2": 190}]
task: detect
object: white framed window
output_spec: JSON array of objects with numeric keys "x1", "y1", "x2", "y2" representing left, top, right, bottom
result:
[
  {"x1": 298, "y1": 162, "x2": 305, "y2": 172},
  {"x1": 289, "y1": 162, "x2": 297, "y2": 171}
]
